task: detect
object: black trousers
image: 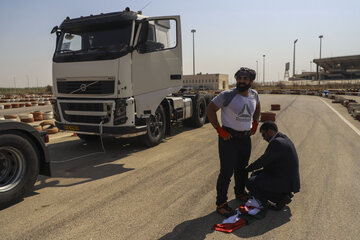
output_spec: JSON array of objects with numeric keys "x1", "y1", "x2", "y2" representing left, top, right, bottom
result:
[
  {"x1": 246, "y1": 172, "x2": 288, "y2": 203},
  {"x1": 216, "y1": 134, "x2": 251, "y2": 206}
]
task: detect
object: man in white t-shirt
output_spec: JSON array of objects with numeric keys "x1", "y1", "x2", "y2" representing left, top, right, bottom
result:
[{"x1": 206, "y1": 67, "x2": 261, "y2": 217}]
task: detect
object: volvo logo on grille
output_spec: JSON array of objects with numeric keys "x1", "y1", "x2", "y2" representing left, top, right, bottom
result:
[
  {"x1": 80, "y1": 84, "x2": 87, "y2": 92},
  {"x1": 69, "y1": 81, "x2": 99, "y2": 94}
]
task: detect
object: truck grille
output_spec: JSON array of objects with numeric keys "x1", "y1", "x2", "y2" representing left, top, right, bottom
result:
[
  {"x1": 60, "y1": 102, "x2": 104, "y2": 112},
  {"x1": 63, "y1": 115, "x2": 105, "y2": 124},
  {"x1": 57, "y1": 80, "x2": 115, "y2": 94},
  {"x1": 60, "y1": 102, "x2": 110, "y2": 124}
]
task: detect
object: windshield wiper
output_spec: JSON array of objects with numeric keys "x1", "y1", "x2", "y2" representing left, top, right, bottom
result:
[
  {"x1": 55, "y1": 49, "x2": 78, "y2": 54},
  {"x1": 56, "y1": 49, "x2": 69, "y2": 52}
]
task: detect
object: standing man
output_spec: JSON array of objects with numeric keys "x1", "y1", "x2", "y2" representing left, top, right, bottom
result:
[
  {"x1": 206, "y1": 67, "x2": 261, "y2": 217},
  {"x1": 246, "y1": 121, "x2": 300, "y2": 210}
]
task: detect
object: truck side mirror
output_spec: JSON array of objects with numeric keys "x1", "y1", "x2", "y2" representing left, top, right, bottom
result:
[
  {"x1": 143, "y1": 41, "x2": 164, "y2": 52},
  {"x1": 51, "y1": 26, "x2": 59, "y2": 34},
  {"x1": 136, "y1": 21, "x2": 149, "y2": 54},
  {"x1": 137, "y1": 42, "x2": 148, "y2": 54},
  {"x1": 51, "y1": 26, "x2": 62, "y2": 50}
]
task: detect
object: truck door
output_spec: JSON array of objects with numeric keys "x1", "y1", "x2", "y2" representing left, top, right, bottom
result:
[{"x1": 131, "y1": 16, "x2": 182, "y2": 117}]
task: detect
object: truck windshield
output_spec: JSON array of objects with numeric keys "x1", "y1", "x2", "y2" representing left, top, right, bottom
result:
[{"x1": 53, "y1": 22, "x2": 132, "y2": 62}]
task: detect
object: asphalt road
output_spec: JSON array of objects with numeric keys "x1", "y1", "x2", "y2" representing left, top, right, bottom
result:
[{"x1": 1, "y1": 95, "x2": 360, "y2": 240}]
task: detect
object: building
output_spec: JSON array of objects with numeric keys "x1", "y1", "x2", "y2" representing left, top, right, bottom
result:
[
  {"x1": 313, "y1": 55, "x2": 360, "y2": 80},
  {"x1": 289, "y1": 54, "x2": 360, "y2": 81},
  {"x1": 182, "y1": 73, "x2": 229, "y2": 90}
]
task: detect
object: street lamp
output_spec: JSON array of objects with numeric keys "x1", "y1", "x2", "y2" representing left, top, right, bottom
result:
[
  {"x1": 256, "y1": 60, "x2": 258, "y2": 82},
  {"x1": 317, "y1": 35, "x2": 323, "y2": 80},
  {"x1": 319, "y1": 35, "x2": 323, "y2": 59},
  {"x1": 262, "y1": 55, "x2": 266, "y2": 84},
  {"x1": 191, "y1": 29, "x2": 196, "y2": 75},
  {"x1": 293, "y1": 39, "x2": 298, "y2": 76}
]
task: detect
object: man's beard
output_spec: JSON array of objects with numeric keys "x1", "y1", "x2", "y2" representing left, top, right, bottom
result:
[{"x1": 236, "y1": 82, "x2": 251, "y2": 92}]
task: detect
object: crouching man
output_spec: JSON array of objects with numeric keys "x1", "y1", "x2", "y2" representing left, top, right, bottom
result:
[{"x1": 246, "y1": 121, "x2": 300, "y2": 210}]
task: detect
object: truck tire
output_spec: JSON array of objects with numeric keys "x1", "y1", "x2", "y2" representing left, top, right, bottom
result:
[
  {"x1": 184, "y1": 95, "x2": 207, "y2": 128},
  {"x1": 77, "y1": 134, "x2": 99, "y2": 142},
  {"x1": 203, "y1": 93, "x2": 214, "y2": 123},
  {"x1": 140, "y1": 105, "x2": 166, "y2": 147},
  {"x1": 0, "y1": 134, "x2": 39, "y2": 208},
  {"x1": 204, "y1": 93, "x2": 213, "y2": 106}
]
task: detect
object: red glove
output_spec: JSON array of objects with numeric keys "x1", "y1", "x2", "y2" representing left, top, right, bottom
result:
[
  {"x1": 216, "y1": 126, "x2": 231, "y2": 139},
  {"x1": 250, "y1": 121, "x2": 259, "y2": 135}
]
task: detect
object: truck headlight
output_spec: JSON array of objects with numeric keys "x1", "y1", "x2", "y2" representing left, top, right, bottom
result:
[{"x1": 114, "y1": 99, "x2": 127, "y2": 125}]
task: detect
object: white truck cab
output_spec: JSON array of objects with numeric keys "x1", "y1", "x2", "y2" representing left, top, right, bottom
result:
[{"x1": 51, "y1": 8, "x2": 210, "y2": 146}]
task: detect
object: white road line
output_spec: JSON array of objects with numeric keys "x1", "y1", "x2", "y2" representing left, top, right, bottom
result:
[
  {"x1": 51, "y1": 152, "x2": 104, "y2": 164},
  {"x1": 320, "y1": 99, "x2": 360, "y2": 137}
]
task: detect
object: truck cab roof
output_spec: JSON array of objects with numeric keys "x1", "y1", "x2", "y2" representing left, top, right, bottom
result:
[{"x1": 59, "y1": 9, "x2": 145, "y2": 32}]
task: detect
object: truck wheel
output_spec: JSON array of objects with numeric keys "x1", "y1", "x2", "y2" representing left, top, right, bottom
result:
[
  {"x1": 77, "y1": 134, "x2": 99, "y2": 142},
  {"x1": 184, "y1": 95, "x2": 207, "y2": 128},
  {"x1": 140, "y1": 105, "x2": 166, "y2": 147},
  {"x1": 203, "y1": 93, "x2": 214, "y2": 123},
  {"x1": 204, "y1": 93, "x2": 213, "y2": 106},
  {"x1": 0, "y1": 134, "x2": 39, "y2": 208}
]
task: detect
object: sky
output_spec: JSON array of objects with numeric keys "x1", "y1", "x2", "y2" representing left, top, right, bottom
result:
[{"x1": 0, "y1": 0, "x2": 360, "y2": 87}]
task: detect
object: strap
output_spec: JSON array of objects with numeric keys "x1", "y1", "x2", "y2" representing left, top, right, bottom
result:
[
  {"x1": 217, "y1": 201, "x2": 228, "y2": 208},
  {"x1": 223, "y1": 88, "x2": 238, "y2": 107}
]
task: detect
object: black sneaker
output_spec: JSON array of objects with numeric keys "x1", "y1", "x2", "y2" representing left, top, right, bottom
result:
[{"x1": 268, "y1": 195, "x2": 292, "y2": 211}]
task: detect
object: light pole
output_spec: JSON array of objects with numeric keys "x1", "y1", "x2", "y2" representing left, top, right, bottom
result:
[
  {"x1": 310, "y1": 61, "x2": 312, "y2": 72},
  {"x1": 293, "y1": 39, "x2": 298, "y2": 76},
  {"x1": 319, "y1": 35, "x2": 323, "y2": 59},
  {"x1": 317, "y1": 35, "x2": 323, "y2": 80},
  {"x1": 191, "y1": 29, "x2": 196, "y2": 75},
  {"x1": 256, "y1": 60, "x2": 258, "y2": 82},
  {"x1": 262, "y1": 55, "x2": 266, "y2": 84}
]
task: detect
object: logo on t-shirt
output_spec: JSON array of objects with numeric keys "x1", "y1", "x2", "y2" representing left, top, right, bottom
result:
[{"x1": 236, "y1": 104, "x2": 251, "y2": 122}]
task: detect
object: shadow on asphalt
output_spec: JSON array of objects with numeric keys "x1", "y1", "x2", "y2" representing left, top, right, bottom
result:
[
  {"x1": 34, "y1": 124, "x2": 203, "y2": 191},
  {"x1": 233, "y1": 206, "x2": 292, "y2": 238},
  {"x1": 158, "y1": 211, "x2": 219, "y2": 240},
  {"x1": 159, "y1": 200, "x2": 292, "y2": 240},
  {"x1": 34, "y1": 137, "x2": 142, "y2": 190},
  {"x1": 1, "y1": 123, "x2": 209, "y2": 210}
]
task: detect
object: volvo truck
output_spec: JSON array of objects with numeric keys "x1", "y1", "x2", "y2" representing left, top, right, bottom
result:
[{"x1": 51, "y1": 8, "x2": 211, "y2": 146}]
